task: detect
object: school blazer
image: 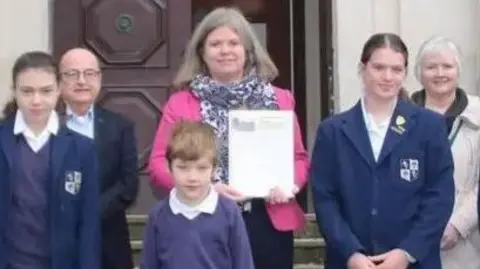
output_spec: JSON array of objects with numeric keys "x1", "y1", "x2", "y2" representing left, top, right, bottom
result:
[
  {"x1": 311, "y1": 99, "x2": 455, "y2": 269},
  {"x1": 0, "y1": 120, "x2": 100, "y2": 269},
  {"x1": 148, "y1": 87, "x2": 309, "y2": 231}
]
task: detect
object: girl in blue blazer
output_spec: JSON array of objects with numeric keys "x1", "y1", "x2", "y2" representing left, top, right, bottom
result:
[
  {"x1": 311, "y1": 33, "x2": 455, "y2": 269},
  {"x1": 0, "y1": 51, "x2": 99, "y2": 269}
]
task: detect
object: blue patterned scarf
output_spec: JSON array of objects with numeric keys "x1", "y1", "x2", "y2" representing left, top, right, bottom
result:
[{"x1": 190, "y1": 74, "x2": 279, "y2": 183}]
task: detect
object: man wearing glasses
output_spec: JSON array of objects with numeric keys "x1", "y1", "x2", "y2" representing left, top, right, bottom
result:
[{"x1": 58, "y1": 48, "x2": 139, "y2": 269}]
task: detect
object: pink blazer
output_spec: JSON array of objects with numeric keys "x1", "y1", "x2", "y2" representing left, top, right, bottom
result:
[{"x1": 148, "y1": 87, "x2": 310, "y2": 231}]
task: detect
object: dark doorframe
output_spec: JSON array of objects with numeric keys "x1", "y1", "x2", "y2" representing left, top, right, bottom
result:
[
  {"x1": 292, "y1": 0, "x2": 306, "y2": 146},
  {"x1": 291, "y1": 0, "x2": 308, "y2": 212},
  {"x1": 319, "y1": 0, "x2": 334, "y2": 119}
]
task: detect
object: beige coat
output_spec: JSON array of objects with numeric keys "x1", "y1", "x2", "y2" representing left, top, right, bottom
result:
[{"x1": 441, "y1": 94, "x2": 480, "y2": 269}]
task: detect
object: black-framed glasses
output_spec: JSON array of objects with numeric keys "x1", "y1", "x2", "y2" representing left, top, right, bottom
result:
[{"x1": 60, "y1": 69, "x2": 101, "y2": 82}]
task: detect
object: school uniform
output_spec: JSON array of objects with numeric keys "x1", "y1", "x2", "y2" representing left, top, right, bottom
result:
[
  {"x1": 311, "y1": 98, "x2": 455, "y2": 269},
  {"x1": 141, "y1": 187, "x2": 254, "y2": 269},
  {"x1": 64, "y1": 105, "x2": 138, "y2": 269},
  {"x1": 0, "y1": 111, "x2": 100, "y2": 269}
]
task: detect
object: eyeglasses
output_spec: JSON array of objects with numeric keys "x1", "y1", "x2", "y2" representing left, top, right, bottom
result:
[{"x1": 60, "y1": 69, "x2": 101, "y2": 82}]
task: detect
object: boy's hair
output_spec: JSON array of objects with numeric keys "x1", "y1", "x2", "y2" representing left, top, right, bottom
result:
[{"x1": 166, "y1": 120, "x2": 218, "y2": 166}]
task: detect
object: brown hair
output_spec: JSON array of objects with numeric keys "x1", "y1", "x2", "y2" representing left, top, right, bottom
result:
[
  {"x1": 360, "y1": 33, "x2": 409, "y2": 68},
  {"x1": 398, "y1": 87, "x2": 410, "y2": 100},
  {"x1": 166, "y1": 120, "x2": 218, "y2": 166},
  {"x1": 3, "y1": 51, "x2": 58, "y2": 119},
  {"x1": 173, "y1": 7, "x2": 278, "y2": 88}
]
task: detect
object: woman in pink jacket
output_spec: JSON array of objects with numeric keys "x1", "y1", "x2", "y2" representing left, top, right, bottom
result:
[{"x1": 148, "y1": 7, "x2": 309, "y2": 269}]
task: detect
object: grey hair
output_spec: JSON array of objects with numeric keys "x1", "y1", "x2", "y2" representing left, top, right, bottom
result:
[
  {"x1": 172, "y1": 7, "x2": 278, "y2": 89},
  {"x1": 414, "y1": 35, "x2": 462, "y2": 82}
]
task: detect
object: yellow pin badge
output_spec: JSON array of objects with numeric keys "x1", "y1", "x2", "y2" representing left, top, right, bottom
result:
[
  {"x1": 395, "y1": 115, "x2": 406, "y2": 126},
  {"x1": 391, "y1": 115, "x2": 406, "y2": 134}
]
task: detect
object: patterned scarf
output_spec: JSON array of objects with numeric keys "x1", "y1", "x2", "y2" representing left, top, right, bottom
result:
[{"x1": 190, "y1": 74, "x2": 279, "y2": 183}]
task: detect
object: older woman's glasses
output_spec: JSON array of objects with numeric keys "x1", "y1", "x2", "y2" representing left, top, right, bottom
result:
[{"x1": 60, "y1": 69, "x2": 101, "y2": 82}]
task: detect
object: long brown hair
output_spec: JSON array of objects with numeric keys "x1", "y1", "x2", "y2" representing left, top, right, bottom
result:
[
  {"x1": 360, "y1": 33, "x2": 409, "y2": 68},
  {"x1": 398, "y1": 87, "x2": 410, "y2": 101},
  {"x1": 360, "y1": 33, "x2": 410, "y2": 101},
  {"x1": 3, "y1": 51, "x2": 58, "y2": 119}
]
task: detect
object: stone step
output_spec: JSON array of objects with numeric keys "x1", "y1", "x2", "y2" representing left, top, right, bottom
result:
[
  {"x1": 130, "y1": 237, "x2": 325, "y2": 265},
  {"x1": 294, "y1": 238, "x2": 325, "y2": 264},
  {"x1": 295, "y1": 213, "x2": 322, "y2": 238},
  {"x1": 294, "y1": 264, "x2": 324, "y2": 269},
  {"x1": 127, "y1": 213, "x2": 325, "y2": 265},
  {"x1": 127, "y1": 213, "x2": 321, "y2": 241}
]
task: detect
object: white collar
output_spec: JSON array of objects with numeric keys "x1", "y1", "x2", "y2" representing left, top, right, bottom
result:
[
  {"x1": 360, "y1": 96, "x2": 396, "y2": 130},
  {"x1": 66, "y1": 105, "x2": 94, "y2": 119},
  {"x1": 169, "y1": 186, "x2": 218, "y2": 216},
  {"x1": 13, "y1": 110, "x2": 59, "y2": 137}
]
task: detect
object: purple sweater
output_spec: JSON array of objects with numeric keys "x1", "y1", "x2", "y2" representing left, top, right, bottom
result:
[
  {"x1": 140, "y1": 196, "x2": 254, "y2": 269},
  {"x1": 7, "y1": 137, "x2": 51, "y2": 269}
]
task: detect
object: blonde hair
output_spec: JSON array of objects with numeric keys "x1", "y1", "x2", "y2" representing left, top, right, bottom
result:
[
  {"x1": 173, "y1": 7, "x2": 278, "y2": 88},
  {"x1": 166, "y1": 120, "x2": 218, "y2": 166}
]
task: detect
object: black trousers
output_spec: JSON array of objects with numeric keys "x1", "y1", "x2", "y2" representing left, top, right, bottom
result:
[{"x1": 242, "y1": 199, "x2": 294, "y2": 269}]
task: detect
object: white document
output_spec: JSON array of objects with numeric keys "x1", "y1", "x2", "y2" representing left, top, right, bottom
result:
[{"x1": 228, "y1": 110, "x2": 295, "y2": 198}]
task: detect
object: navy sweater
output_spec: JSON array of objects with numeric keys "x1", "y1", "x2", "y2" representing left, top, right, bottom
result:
[
  {"x1": 7, "y1": 137, "x2": 51, "y2": 269},
  {"x1": 141, "y1": 196, "x2": 254, "y2": 269}
]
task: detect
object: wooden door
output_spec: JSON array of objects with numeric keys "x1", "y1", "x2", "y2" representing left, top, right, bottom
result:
[
  {"x1": 53, "y1": 0, "x2": 191, "y2": 214},
  {"x1": 53, "y1": 0, "x2": 304, "y2": 214}
]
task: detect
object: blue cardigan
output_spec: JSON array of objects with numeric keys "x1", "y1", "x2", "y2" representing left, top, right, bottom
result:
[
  {"x1": 311, "y1": 99, "x2": 455, "y2": 269},
  {"x1": 0, "y1": 120, "x2": 99, "y2": 269}
]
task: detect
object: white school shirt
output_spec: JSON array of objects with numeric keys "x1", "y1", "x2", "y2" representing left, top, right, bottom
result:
[
  {"x1": 360, "y1": 98, "x2": 393, "y2": 161},
  {"x1": 169, "y1": 187, "x2": 219, "y2": 220},
  {"x1": 13, "y1": 110, "x2": 59, "y2": 152}
]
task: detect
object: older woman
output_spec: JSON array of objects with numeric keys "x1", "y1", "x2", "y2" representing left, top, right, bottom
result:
[
  {"x1": 411, "y1": 36, "x2": 480, "y2": 269},
  {"x1": 148, "y1": 7, "x2": 309, "y2": 269}
]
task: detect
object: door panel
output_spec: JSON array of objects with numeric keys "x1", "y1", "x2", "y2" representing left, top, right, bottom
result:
[
  {"x1": 84, "y1": 0, "x2": 169, "y2": 65},
  {"x1": 54, "y1": 0, "x2": 304, "y2": 214},
  {"x1": 53, "y1": 0, "x2": 191, "y2": 214}
]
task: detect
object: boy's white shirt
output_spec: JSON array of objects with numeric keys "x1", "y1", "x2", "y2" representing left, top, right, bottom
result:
[
  {"x1": 13, "y1": 110, "x2": 59, "y2": 152},
  {"x1": 169, "y1": 186, "x2": 219, "y2": 220}
]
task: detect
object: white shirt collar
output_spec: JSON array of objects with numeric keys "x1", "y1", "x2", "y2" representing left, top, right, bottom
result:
[
  {"x1": 66, "y1": 105, "x2": 94, "y2": 120},
  {"x1": 13, "y1": 110, "x2": 59, "y2": 137},
  {"x1": 13, "y1": 110, "x2": 59, "y2": 152},
  {"x1": 169, "y1": 187, "x2": 218, "y2": 219},
  {"x1": 360, "y1": 96, "x2": 398, "y2": 161},
  {"x1": 360, "y1": 96, "x2": 396, "y2": 131}
]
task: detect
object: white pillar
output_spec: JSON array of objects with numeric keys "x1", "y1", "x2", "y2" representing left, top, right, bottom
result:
[
  {"x1": 400, "y1": 0, "x2": 480, "y2": 95},
  {"x1": 333, "y1": 0, "x2": 375, "y2": 111},
  {"x1": 0, "y1": 0, "x2": 51, "y2": 113}
]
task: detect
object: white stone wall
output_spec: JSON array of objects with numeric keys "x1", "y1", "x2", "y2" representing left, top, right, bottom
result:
[
  {"x1": 333, "y1": 0, "x2": 480, "y2": 111},
  {"x1": 0, "y1": 1, "x2": 51, "y2": 110}
]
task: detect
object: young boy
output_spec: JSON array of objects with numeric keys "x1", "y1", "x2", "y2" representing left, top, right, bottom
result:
[{"x1": 141, "y1": 120, "x2": 254, "y2": 269}]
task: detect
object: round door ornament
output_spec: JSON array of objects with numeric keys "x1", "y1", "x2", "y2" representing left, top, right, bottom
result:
[{"x1": 115, "y1": 13, "x2": 134, "y2": 33}]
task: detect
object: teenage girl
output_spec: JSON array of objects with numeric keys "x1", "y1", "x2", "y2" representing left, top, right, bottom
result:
[{"x1": 0, "y1": 51, "x2": 99, "y2": 269}]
